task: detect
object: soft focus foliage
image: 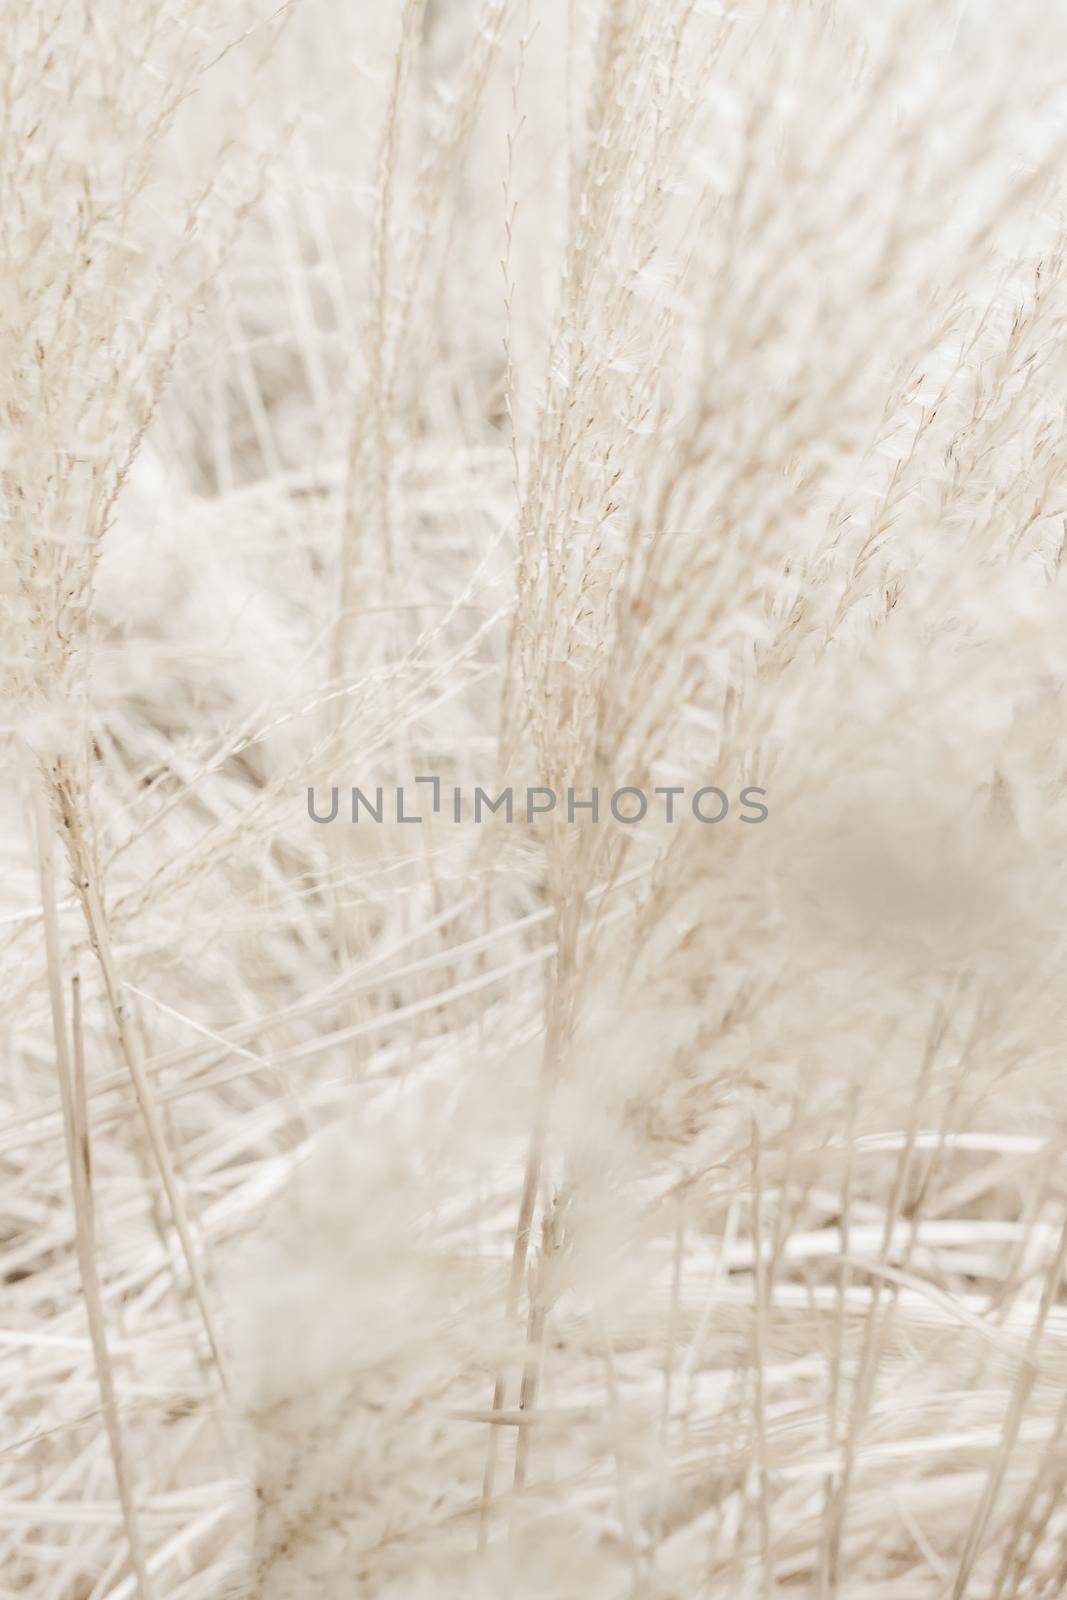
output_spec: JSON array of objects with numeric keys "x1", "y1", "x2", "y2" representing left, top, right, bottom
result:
[{"x1": 5, "y1": 1, "x2": 1067, "y2": 1596}]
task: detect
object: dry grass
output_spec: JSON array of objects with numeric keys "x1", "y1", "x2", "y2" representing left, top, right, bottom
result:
[{"x1": 5, "y1": 0, "x2": 1067, "y2": 1595}]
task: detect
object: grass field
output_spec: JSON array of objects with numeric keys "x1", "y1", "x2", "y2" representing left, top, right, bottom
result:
[{"x1": 5, "y1": 1, "x2": 1067, "y2": 1595}]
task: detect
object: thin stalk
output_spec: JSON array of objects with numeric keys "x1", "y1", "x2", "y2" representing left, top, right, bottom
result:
[{"x1": 34, "y1": 790, "x2": 153, "y2": 1600}]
